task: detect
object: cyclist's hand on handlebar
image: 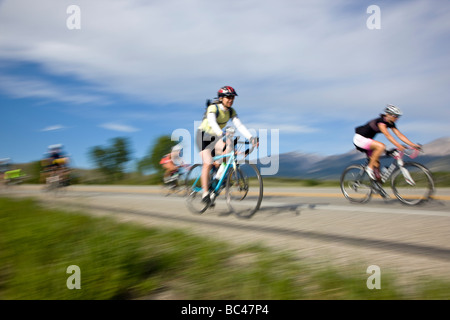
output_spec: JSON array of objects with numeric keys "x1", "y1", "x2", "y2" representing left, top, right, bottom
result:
[
  {"x1": 250, "y1": 137, "x2": 259, "y2": 148},
  {"x1": 397, "y1": 145, "x2": 406, "y2": 152}
]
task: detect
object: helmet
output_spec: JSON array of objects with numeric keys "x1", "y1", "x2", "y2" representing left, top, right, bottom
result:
[
  {"x1": 218, "y1": 86, "x2": 238, "y2": 98},
  {"x1": 384, "y1": 104, "x2": 403, "y2": 116},
  {"x1": 48, "y1": 144, "x2": 63, "y2": 150}
]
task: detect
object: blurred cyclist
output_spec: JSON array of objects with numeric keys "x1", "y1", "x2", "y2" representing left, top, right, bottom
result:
[
  {"x1": 353, "y1": 104, "x2": 421, "y2": 180},
  {"x1": 41, "y1": 144, "x2": 70, "y2": 183},
  {"x1": 160, "y1": 144, "x2": 184, "y2": 183},
  {"x1": 196, "y1": 86, "x2": 258, "y2": 203},
  {"x1": 0, "y1": 158, "x2": 11, "y2": 185}
]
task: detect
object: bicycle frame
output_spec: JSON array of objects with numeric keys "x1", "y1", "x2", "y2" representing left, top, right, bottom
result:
[
  {"x1": 186, "y1": 129, "x2": 262, "y2": 217},
  {"x1": 378, "y1": 149, "x2": 415, "y2": 185},
  {"x1": 341, "y1": 144, "x2": 434, "y2": 205},
  {"x1": 190, "y1": 149, "x2": 236, "y2": 195}
]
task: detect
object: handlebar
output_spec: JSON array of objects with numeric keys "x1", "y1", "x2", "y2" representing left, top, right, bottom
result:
[
  {"x1": 222, "y1": 126, "x2": 259, "y2": 157},
  {"x1": 386, "y1": 144, "x2": 423, "y2": 159}
]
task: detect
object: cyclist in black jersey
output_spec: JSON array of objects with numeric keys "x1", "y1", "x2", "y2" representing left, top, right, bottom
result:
[{"x1": 353, "y1": 104, "x2": 421, "y2": 180}]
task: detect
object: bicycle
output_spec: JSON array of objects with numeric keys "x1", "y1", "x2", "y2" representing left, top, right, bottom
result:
[
  {"x1": 185, "y1": 127, "x2": 263, "y2": 219},
  {"x1": 42, "y1": 166, "x2": 71, "y2": 195},
  {"x1": 340, "y1": 145, "x2": 435, "y2": 205},
  {"x1": 162, "y1": 164, "x2": 191, "y2": 196},
  {"x1": 4, "y1": 169, "x2": 27, "y2": 186}
]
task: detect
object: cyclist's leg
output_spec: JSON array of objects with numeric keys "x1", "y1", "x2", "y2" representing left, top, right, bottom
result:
[
  {"x1": 162, "y1": 162, "x2": 177, "y2": 179},
  {"x1": 354, "y1": 134, "x2": 384, "y2": 179},
  {"x1": 368, "y1": 140, "x2": 385, "y2": 170},
  {"x1": 200, "y1": 150, "x2": 213, "y2": 195},
  {"x1": 197, "y1": 130, "x2": 217, "y2": 199}
]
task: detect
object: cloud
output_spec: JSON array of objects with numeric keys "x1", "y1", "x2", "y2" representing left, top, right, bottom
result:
[
  {"x1": 0, "y1": 75, "x2": 110, "y2": 105},
  {"x1": 99, "y1": 122, "x2": 139, "y2": 133},
  {"x1": 40, "y1": 125, "x2": 66, "y2": 132},
  {"x1": 0, "y1": 0, "x2": 449, "y2": 139}
]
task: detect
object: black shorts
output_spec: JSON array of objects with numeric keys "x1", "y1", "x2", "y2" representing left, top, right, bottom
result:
[{"x1": 196, "y1": 130, "x2": 218, "y2": 153}]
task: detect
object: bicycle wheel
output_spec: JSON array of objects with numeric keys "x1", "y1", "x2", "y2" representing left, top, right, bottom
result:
[
  {"x1": 185, "y1": 164, "x2": 209, "y2": 214},
  {"x1": 340, "y1": 165, "x2": 373, "y2": 203},
  {"x1": 226, "y1": 163, "x2": 263, "y2": 219},
  {"x1": 391, "y1": 162, "x2": 435, "y2": 205}
]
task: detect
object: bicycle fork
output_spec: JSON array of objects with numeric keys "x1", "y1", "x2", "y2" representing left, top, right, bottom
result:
[{"x1": 396, "y1": 157, "x2": 416, "y2": 186}]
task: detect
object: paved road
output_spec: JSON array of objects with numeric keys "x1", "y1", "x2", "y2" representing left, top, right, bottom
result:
[{"x1": 3, "y1": 184, "x2": 450, "y2": 282}]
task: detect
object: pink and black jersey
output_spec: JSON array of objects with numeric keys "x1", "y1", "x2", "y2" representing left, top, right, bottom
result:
[{"x1": 355, "y1": 115, "x2": 396, "y2": 139}]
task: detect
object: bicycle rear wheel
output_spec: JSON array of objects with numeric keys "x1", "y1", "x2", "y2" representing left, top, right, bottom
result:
[
  {"x1": 185, "y1": 164, "x2": 209, "y2": 214},
  {"x1": 391, "y1": 162, "x2": 435, "y2": 205},
  {"x1": 340, "y1": 165, "x2": 373, "y2": 203},
  {"x1": 226, "y1": 163, "x2": 263, "y2": 219}
]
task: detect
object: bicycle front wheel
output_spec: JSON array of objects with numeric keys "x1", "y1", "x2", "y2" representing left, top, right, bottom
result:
[
  {"x1": 340, "y1": 165, "x2": 373, "y2": 203},
  {"x1": 391, "y1": 162, "x2": 435, "y2": 205},
  {"x1": 226, "y1": 163, "x2": 263, "y2": 219},
  {"x1": 185, "y1": 164, "x2": 209, "y2": 214}
]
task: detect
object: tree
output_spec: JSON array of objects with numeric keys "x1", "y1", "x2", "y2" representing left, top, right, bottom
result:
[
  {"x1": 88, "y1": 137, "x2": 132, "y2": 181},
  {"x1": 137, "y1": 135, "x2": 177, "y2": 177}
]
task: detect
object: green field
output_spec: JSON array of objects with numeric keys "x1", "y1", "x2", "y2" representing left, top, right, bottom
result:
[{"x1": 1, "y1": 197, "x2": 449, "y2": 300}]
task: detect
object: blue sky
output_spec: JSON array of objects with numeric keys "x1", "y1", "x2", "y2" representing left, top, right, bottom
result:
[{"x1": 1, "y1": 0, "x2": 449, "y2": 170}]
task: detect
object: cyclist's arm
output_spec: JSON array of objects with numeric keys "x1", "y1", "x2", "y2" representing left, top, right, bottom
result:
[
  {"x1": 391, "y1": 127, "x2": 420, "y2": 149},
  {"x1": 378, "y1": 123, "x2": 404, "y2": 150},
  {"x1": 231, "y1": 116, "x2": 253, "y2": 140},
  {"x1": 206, "y1": 112, "x2": 224, "y2": 137}
]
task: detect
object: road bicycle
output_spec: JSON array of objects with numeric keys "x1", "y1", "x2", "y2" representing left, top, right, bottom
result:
[
  {"x1": 42, "y1": 167, "x2": 71, "y2": 195},
  {"x1": 186, "y1": 127, "x2": 263, "y2": 219},
  {"x1": 340, "y1": 145, "x2": 435, "y2": 205},
  {"x1": 4, "y1": 169, "x2": 27, "y2": 186},
  {"x1": 162, "y1": 164, "x2": 191, "y2": 196}
]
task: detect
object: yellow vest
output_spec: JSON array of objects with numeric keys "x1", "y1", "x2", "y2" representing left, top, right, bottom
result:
[{"x1": 199, "y1": 104, "x2": 237, "y2": 135}]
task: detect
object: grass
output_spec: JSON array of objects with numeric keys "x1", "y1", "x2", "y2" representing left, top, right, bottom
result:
[{"x1": 1, "y1": 196, "x2": 449, "y2": 300}]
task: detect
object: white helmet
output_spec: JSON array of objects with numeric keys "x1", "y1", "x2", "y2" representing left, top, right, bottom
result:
[{"x1": 385, "y1": 104, "x2": 403, "y2": 116}]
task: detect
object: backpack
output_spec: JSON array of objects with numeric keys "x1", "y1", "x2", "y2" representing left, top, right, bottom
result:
[{"x1": 203, "y1": 99, "x2": 233, "y2": 125}]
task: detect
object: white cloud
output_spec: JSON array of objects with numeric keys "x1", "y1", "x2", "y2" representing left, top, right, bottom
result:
[
  {"x1": 40, "y1": 125, "x2": 66, "y2": 132},
  {"x1": 99, "y1": 122, "x2": 139, "y2": 133},
  {"x1": 0, "y1": 0, "x2": 449, "y2": 139},
  {"x1": 0, "y1": 75, "x2": 110, "y2": 105}
]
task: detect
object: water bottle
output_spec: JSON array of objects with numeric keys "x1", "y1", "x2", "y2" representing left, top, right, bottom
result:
[{"x1": 215, "y1": 163, "x2": 226, "y2": 180}]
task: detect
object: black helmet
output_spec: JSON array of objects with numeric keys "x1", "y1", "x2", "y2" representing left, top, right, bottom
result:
[{"x1": 217, "y1": 86, "x2": 238, "y2": 98}]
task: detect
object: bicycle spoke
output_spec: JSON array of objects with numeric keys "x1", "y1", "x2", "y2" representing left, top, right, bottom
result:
[
  {"x1": 185, "y1": 164, "x2": 209, "y2": 214},
  {"x1": 391, "y1": 162, "x2": 434, "y2": 205},
  {"x1": 340, "y1": 165, "x2": 373, "y2": 203},
  {"x1": 226, "y1": 163, "x2": 263, "y2": 219}
]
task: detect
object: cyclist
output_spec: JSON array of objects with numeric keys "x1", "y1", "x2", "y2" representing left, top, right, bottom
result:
[
  {"x1": 353, "y1": 104, "x2": 421, "y2": 180},
  {"x1": 41, "y1": 144, "x2": 70, "y2": 183},
  {"x1": 196, "y1": 86, "x2": 258, "y2": 203},
  {"x1": 0, "y1": 158, "x2": 11, "y2": 185},
  {"x1": 160, "y1": 144, "x2": 184, "y2": 183}
]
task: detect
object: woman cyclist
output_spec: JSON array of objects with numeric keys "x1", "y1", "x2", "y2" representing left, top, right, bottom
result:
[
  {"x1": 353, "y1": 104, "x2": 421, "y2": 180},
  {"x1": 160, "y1": 144, "x2": 184, "y2": 183},
  {"x1": 196, "y1": 86, "x2": 258, "y2": 203}
]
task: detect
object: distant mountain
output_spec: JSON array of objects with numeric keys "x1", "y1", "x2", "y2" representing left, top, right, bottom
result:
[{"x1": 259, "y1": 137, "x2": 450, "y2": 179}]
